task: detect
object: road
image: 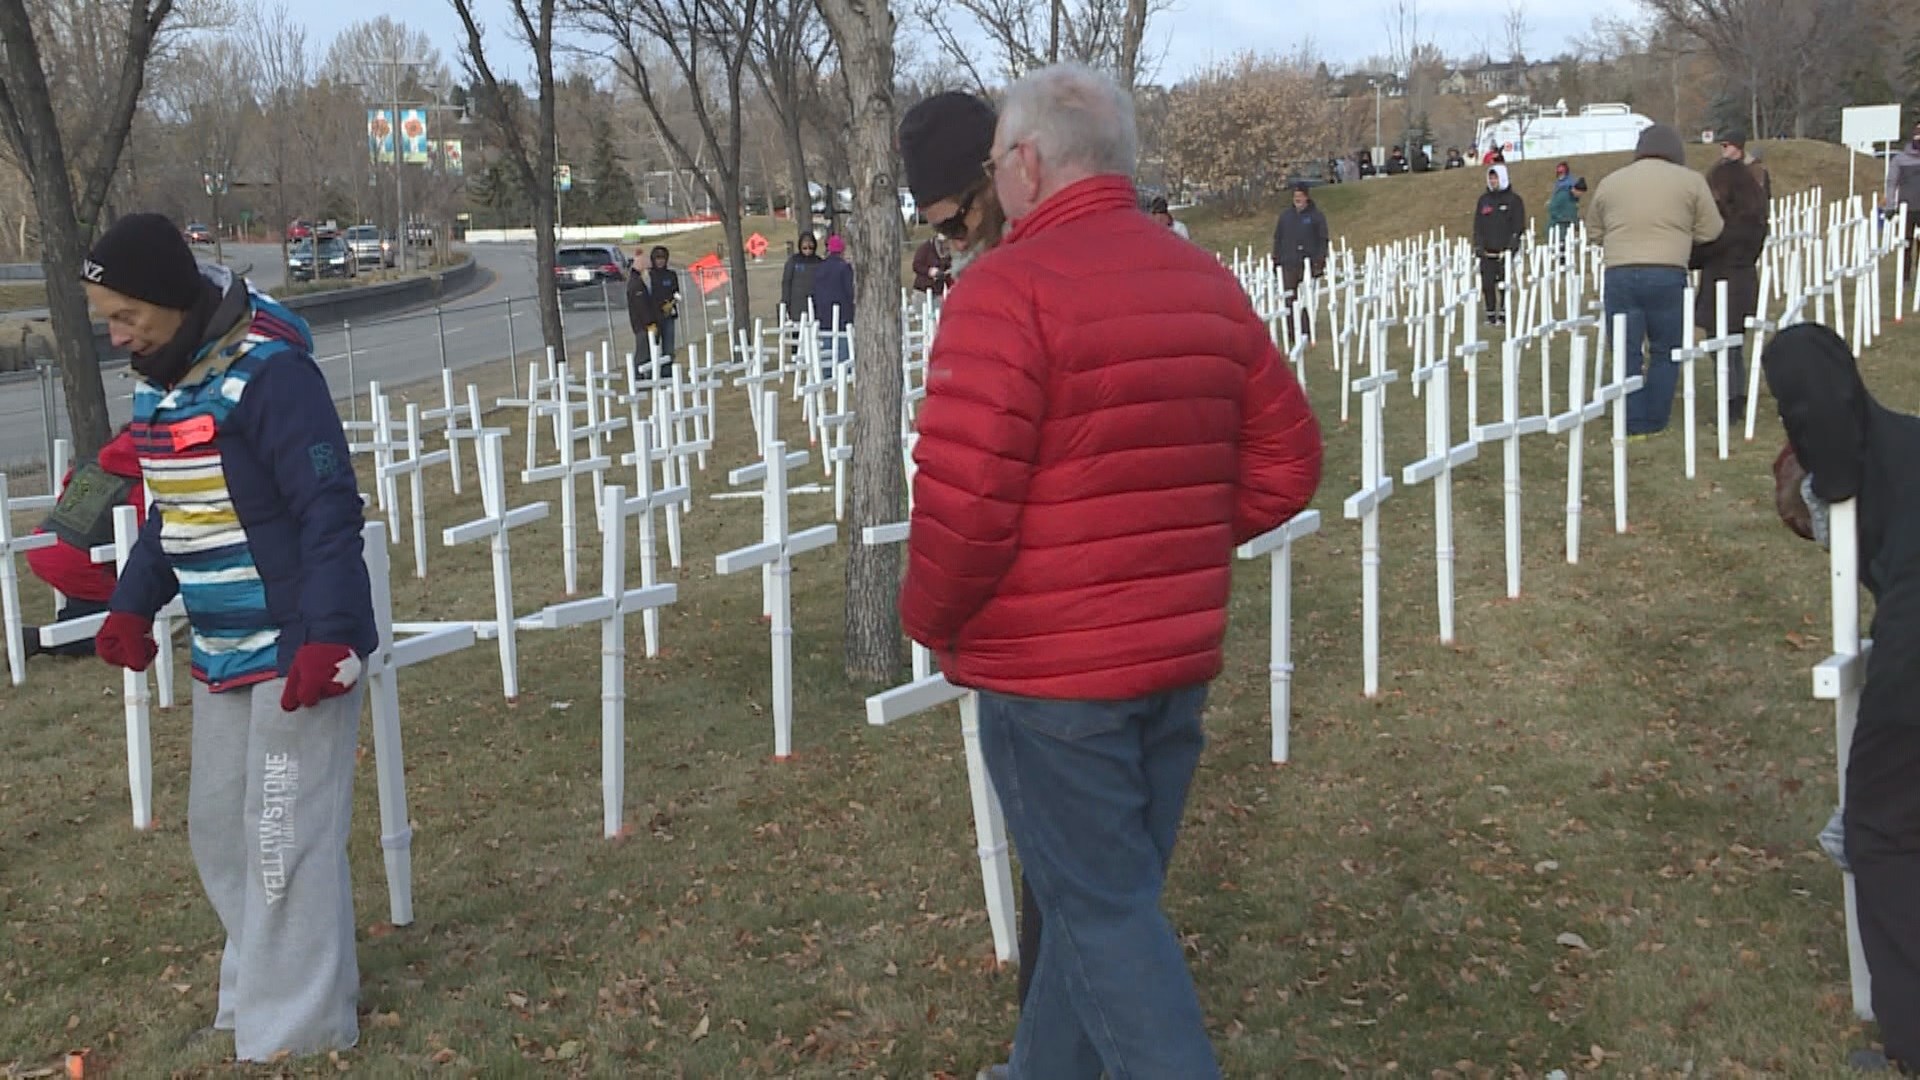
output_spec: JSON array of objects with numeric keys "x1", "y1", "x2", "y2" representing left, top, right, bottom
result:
[{"x1": 0, "y1": 242, "x2": 720, "y2": 469}]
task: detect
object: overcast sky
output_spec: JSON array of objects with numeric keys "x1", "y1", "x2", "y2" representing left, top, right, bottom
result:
[{"x1": 303, "y1": 0, "x2": 1648, "y2": 87}]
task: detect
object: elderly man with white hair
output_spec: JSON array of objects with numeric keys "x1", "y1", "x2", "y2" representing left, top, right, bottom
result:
[{"x1": 899, "y1": 63, "x2": 1324, "y2": 1080}]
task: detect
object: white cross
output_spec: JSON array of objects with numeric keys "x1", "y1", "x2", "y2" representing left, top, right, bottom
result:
[
  {"x1": 616, "y1": 419, "x2": 691, "y2": 658},
  {"x1": 573, "y1": 349, "x2": 631, "y2": 514},
  {"x1": 361, "y1": 518, "x2": 479, "y2": 925},
  {"x1": 1671, "y1": 285, "x2": 1708, "y2": 479},
  {"x1": 715, "y1": 391, "x2": 838, "y2": 759},
  {"x1": 1544, "y1": 321, "x2": 1607, "y2": 564},
  {"x1": 31, "y1": 506, "x2": 183, "y2": 828},
  {"x1": 1236, "y1": 510, "x2": 1322, "y2": 762},
  {"x1": 1695, "y1": 279, "x2": 1747, "y2": 463},
  {"x1": 493, "y1": 352, "x2": 561, "y2": 475},
  {"x1": 378, "y1": 401, "x2": 452, "y2": 580},
  {"x1": 1342, "y1": 307, "x2": 1399, "y2": 698},
  {"x1": 522, "y1": 360, "x2": 613, "y2": 596},
  {"x1": 346, "y1": 383, "x2": 404, "y2": 542},
  {"x1": 419, "y1": 369, "x2": 473, "y2": 496},
  {"x1": 861, "y1": 520, "x2": 1017, "y2": 963},
  {"x1": 1473, "y1": 334, "x2": 1549, "y2": 599},
  {"x1": 516, "y1": 483, "x2": 679, "y2": 837},
  {"x1": 1594, "y1": 314, "x2": 1646, "y2": 534},
  {"x1": 431, "y1": 430, "x2": 550, "y2": 700},
  {"x1": 1811, "y1": 497, "x2": 1875, "y2": 1023},
  {"x1": 0, "y1": 471, "x2": 57, "y2": 686},
  {"x1": 1401, "y1": 306, "x2": 1479, "y2": 644}
]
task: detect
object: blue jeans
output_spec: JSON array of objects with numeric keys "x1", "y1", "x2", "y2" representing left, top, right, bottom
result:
[
  {"x1": 977, "y1": 685, "x2": 1221, "y2": 1080},
  {"x1": 1604, "y1": 266, "x2": 1687, "y2": 434}
]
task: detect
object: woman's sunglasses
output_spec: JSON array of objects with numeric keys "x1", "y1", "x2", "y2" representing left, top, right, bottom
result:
[{"x1": 932, "y1": 186, "x2": 981, "y2": 241}]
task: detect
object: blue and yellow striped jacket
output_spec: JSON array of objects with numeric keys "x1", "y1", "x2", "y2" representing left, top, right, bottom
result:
[{"x1": 113, "y1": 273, "x2": 376, "y2": 692}]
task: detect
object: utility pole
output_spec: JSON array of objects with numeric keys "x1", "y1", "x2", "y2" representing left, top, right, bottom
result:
[{"x1": 367, "y1": 56, "x2": 430, "y2": 271}]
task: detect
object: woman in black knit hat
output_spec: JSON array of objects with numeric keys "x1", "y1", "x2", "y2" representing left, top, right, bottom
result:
[{"x1": 896, "y1": 89, "x2": 1024, "y2": 1080}]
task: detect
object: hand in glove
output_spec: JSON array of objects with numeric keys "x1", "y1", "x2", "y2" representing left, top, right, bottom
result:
[
  {"x1": 281, "y1": 643, "x2": 364, "y2": 712},
  {"x1": 1774, "y1": 442, "x2": 1816, "y2": 542},
  {"x1": 96, "y1": 612, "x2": 157, "y2": 672}
]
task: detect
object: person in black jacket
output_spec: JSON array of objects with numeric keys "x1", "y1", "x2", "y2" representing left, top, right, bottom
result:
[
  {"x1": 1474, "y1": 164, "x2": 1526, "y2": 324},
  {"x1": 625, "y1": 258, "x2": 662, "y2": 373},
  {"x1": 1271, "y1": 183, "x2": 1331, "y2": 339},
  {"x1": 1690, "y1": 159, "x2": 1768, "y2": 420},
  {"x1": 643, "y1": 246, "x2": 681, "y2": 365},
  {"x1": 780, "y1": 231, "x2": 823, "y2": 324},
  {"x1": 1765, "y1": 323, "x2": 1920, "y2": 1076}
]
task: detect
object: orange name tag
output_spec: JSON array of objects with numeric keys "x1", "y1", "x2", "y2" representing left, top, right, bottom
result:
[{"x1": 170, "y1": 415, "x2": 217, "y2": 450}]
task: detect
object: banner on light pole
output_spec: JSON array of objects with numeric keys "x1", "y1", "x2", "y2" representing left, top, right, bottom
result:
[
  {"x1": 368, "y1": 109, "x2": 394, "y2": 164},
  {"x1": 401, "y1": 108, "x2": 430, "y2": 164}
]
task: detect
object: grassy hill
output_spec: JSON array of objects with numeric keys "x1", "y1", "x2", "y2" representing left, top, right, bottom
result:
[
  {"x1": 1183, "y1": 139, "x2": 1870, "y2": 256},
  {"x1": 4, "y1": 137, "x2": 1918, "y2": 1075}
]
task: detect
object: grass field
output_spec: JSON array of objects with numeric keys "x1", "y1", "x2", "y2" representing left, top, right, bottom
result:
[{"x1": 2, "y1": 141, "x2": 1914, "y2": 1077}]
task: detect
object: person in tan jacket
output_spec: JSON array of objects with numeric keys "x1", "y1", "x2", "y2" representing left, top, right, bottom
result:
[{"x1": 1589, "y1": 123, "x2": 1724, "y2": 436}]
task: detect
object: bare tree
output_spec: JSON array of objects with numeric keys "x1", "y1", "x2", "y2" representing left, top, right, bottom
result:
[
  {"x1": 569, "y1": 0, "x2": 761, "y2": 336},
  {"x1": 449, "y1": 0, "x2": 565, "y2": 363},
  {"x1": 911, "y1": 0, "x2": 1167, "y2": 90},
  {"x1": 151, "y1": 35, "x2": 257, "y2": 260},
  {"x1": 746, "y1": 0, "x2": 831, "y2": 236},
  {"x1": 815, "y1": 0, "x2": 904, "y2": 682},
  {"x1": 242, "y1": 1, "x2": 310, "y2": 266},
  {"x1": 0, "y1": 0, "x2": 179, "y2": 459},
  {"x1": 1638, "y1": 0, "x2": 1845, "y2": 137}
]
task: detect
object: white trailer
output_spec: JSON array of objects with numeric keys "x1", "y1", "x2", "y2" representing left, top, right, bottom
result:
[{"x1": 1474, "y1": 102, "x2": 1656, "y2": 163}]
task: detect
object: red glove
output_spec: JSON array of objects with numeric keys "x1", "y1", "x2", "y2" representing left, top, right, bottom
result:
[
  {"x1": 281, "y1": 643, "x2": 364, "y2": 712},
  {"x1": 96, "y1": 612, "x2": 157, "y2": 672}
]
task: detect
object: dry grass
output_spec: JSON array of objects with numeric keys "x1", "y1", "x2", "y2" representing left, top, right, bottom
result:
[{"x1": 1, "y1": 143, "x2": 1912, "y2": 1077}]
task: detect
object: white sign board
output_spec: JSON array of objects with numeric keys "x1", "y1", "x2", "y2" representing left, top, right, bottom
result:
[{"x1": 1841, "y1": 104, "x2": 1902, "y2": 155}]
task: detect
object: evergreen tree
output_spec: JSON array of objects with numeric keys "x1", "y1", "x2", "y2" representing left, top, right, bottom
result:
[{"x1": 585, "y1": 121, "x2": 638, "y2": 226}]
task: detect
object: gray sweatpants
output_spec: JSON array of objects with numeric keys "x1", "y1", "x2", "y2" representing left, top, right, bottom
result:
[{"x1": 189, "y1": 677, "x2": 362, "y2": 1062}]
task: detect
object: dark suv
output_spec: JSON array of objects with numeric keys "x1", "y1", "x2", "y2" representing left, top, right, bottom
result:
[
  {"x1": 553, "y1": 244, "x2": 628, "y2": 292},
  {"x1": 288, "y1": 234, "x2": 356, "y2": 282}
]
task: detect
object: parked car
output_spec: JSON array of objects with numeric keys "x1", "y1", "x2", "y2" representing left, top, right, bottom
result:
[
  {"x1": 285, "y1": 219, "x2": 313, "y2": 242},
  {"x1": 183, "y1": 222, "x2": 214, "y2": 245},
  {"x1": 553, "y1": 244, "x2": 628, "y2": 292},
  {"x1": 288, "y1": 234, "x2": 356, "y2": 282},
  {"x1": 344, "y1": 224, "x2": 395, "y2": 270}
]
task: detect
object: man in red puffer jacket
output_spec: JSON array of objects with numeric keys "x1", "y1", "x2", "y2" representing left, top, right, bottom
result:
[
  {"x1": 900, "y1": 62, "x2": 1322, "y2": 1080},
  {"x1": 22, "y1": 426, "x2": 147, "y2": 658}
]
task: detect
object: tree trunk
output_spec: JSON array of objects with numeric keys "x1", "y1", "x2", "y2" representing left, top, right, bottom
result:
[
  {"x1": 781, "y1": 102, "x2": 815, "y2": 238},
  {"x1": 0, "y1": 2, "x2": 112, "y2": 460},
  {"x1": 36, "y1": 196, "x2": 113, "y2": 462},
  {"x1": 719, "y1": 206, "x2": 751, "y2": 346},
  {"x1": 818, "y1": 0, "x2": 904, "y2": 684},
  {"x1": 1117, "y1": 0, "x2": 1149, "y2": 90}
]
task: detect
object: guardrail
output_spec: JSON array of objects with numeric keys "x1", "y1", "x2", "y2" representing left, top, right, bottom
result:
[{"x1": 80, "y1": 256, "x2": 479, "y2": 366}]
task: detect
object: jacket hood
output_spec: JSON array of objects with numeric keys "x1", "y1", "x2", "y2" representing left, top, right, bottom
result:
[
  {"x1": 1764, "y1": 322, "x2": 1870, "y2": 503},
  {"x1": 1486, "y1": 165, "x2": 1510, "y2": 191}
]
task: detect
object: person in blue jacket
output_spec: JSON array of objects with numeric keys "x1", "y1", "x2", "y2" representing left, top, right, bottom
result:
[
  {"x1": 83, "y1": 212, "x2": 376, "y2": 1063},
  {"x1": 810, "y1": 233, "x2": 856, "y2": 374}
]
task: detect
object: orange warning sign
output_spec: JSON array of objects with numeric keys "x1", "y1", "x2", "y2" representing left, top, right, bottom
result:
[
  {"x1": 745, "y1": 233, "x2": 768, "y2": 259},
  {"x1": 686, "y1": 253, "x2": 729, "y2": 296}
]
